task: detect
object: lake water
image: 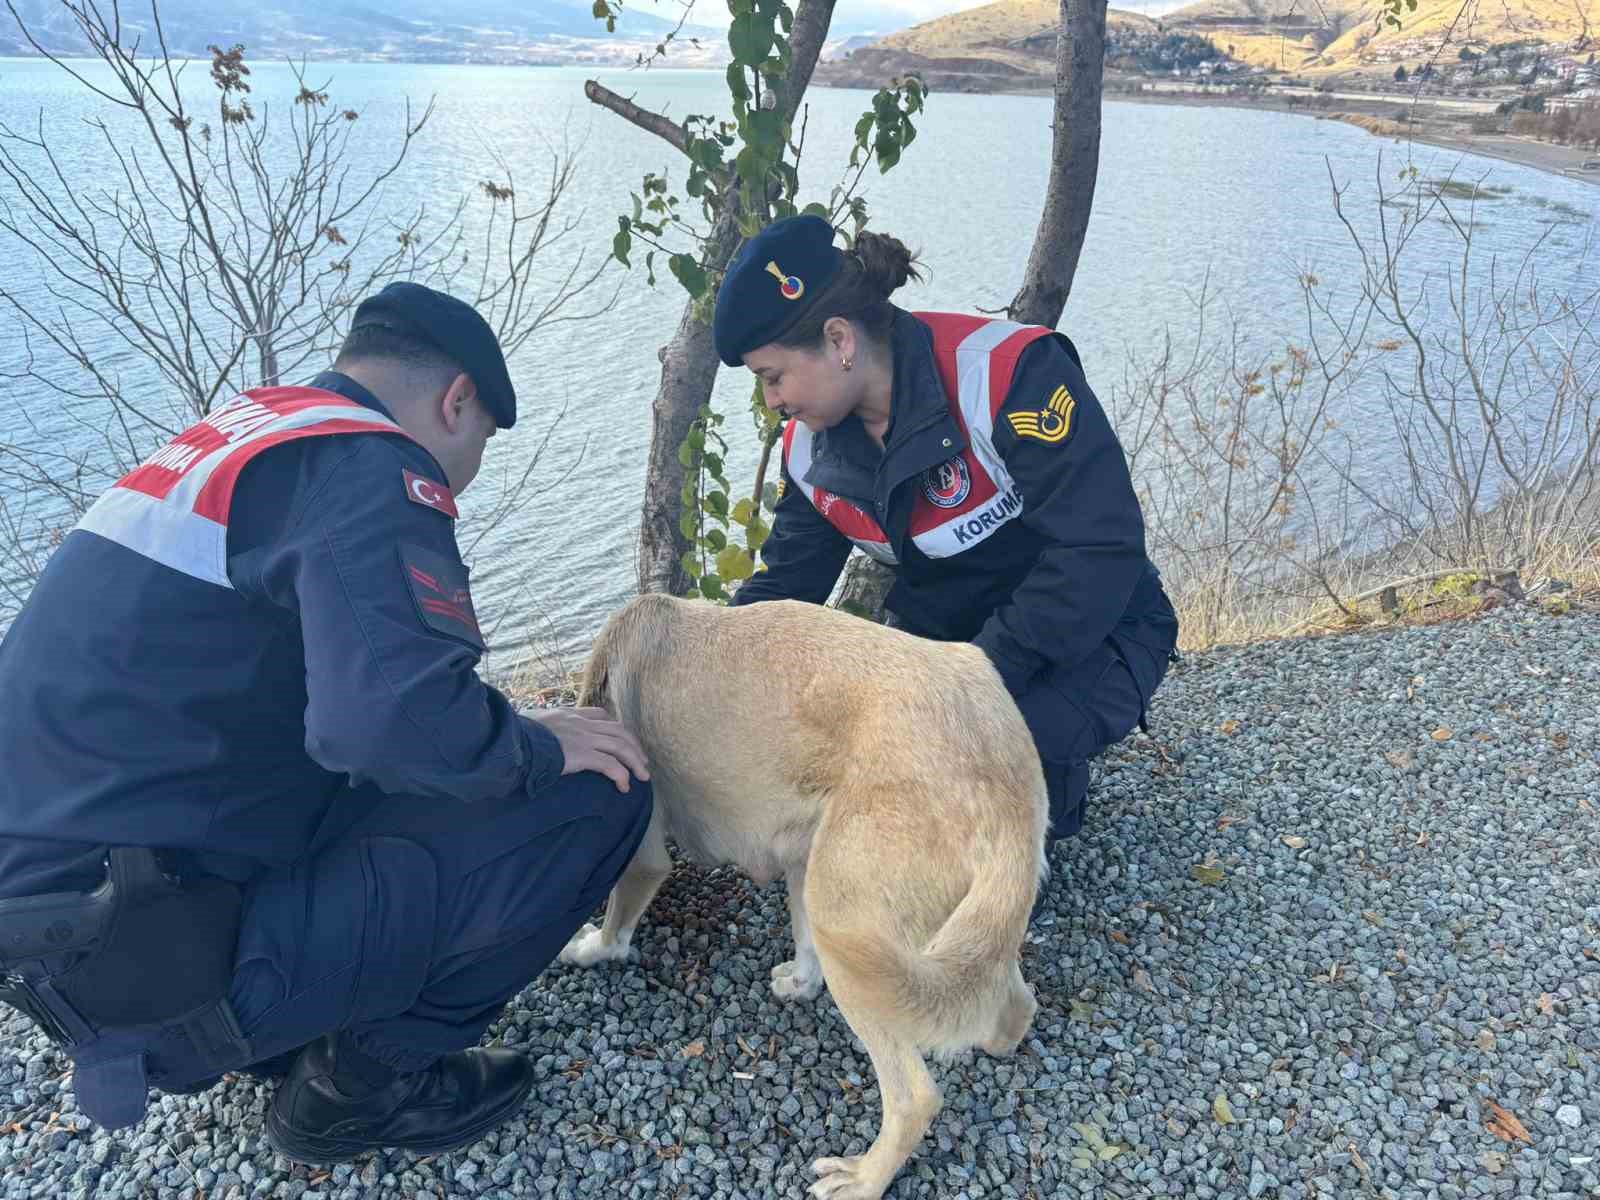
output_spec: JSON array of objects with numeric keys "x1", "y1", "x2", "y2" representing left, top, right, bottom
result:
[{"x1": 2, "y1": 58, "x2": 1595, "y2": 673}]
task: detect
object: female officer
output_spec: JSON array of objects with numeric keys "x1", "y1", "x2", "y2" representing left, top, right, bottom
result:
[{"x1": 721, "y1": 214, "x2": 1178, "y2": 845}]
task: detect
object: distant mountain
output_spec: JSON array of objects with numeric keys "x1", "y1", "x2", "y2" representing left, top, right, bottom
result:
[
  {"x1": 823, "y1": 34, "x2": 882, "y2": 61},
  {"x1": 0, "y1": 0, "x2": 726, "y2": 65}
]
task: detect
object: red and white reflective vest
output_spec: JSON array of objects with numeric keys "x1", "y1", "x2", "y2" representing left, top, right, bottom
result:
[
  {"x1": 76, "y1": 387, "x2": 409, "y2": 588},
  {"x1": 782, "y1": 312, "x2": 1055, "y2": 565}
]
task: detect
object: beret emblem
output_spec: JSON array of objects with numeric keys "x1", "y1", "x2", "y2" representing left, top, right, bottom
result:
[{"x1": 764, "y1": 260, "x2": 805, "y2": 302}]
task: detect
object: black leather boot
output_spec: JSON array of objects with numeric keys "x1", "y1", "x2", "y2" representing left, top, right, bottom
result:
[{"x1": 264, "y1": 1034, "x2": 533, "y2": 1163}]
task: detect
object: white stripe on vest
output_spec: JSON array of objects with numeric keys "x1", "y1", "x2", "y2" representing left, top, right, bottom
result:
[
  {"x1": 785, "y1": 316, "x2": 1048, "y2": 562},
  {"x1": 783, "y1": 420, "x2": 899, "y2": 565},
  {"x1": 76, "y1": 390, "x2": 404, "y2": 588}
]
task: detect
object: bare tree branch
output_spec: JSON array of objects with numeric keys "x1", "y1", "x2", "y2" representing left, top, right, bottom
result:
[
  {"x1": 584, "y1": 81, "x2": 691, "y2": 155},
  {"x1": 0, "y1": 0, "x2": 613, "y2": 628}
]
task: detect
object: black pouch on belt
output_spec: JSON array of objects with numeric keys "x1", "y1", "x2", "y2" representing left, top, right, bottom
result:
[
  {"x1": 47, "y1": 848, "x2": 242, "y2": 1028},
  {"x1": 0, "y1": 847, "x2": 246, "y2": 1128}
]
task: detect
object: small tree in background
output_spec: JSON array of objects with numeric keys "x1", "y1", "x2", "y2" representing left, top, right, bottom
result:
[{"x1": 0, "y1": 0, "x2": 610, "y2": 624}]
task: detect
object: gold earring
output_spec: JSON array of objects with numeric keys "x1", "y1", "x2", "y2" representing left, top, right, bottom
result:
[{"x1": 841, "y1": 357, "x2": 853, "y2": 371}]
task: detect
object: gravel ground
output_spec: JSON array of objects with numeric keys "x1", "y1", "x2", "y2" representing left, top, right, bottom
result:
[{"x1": 4, "y1": 602, "x2": 1599, "y2": 1200}]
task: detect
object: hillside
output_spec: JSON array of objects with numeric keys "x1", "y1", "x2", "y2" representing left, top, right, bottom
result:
[
  {"x1": 816, "y1": 0, "x2": 1596, "y2": 90},
  {"x1": 1317, "y1": 0, "x2": 1594, "y2": 75},
  {"x1": 814, "y1": 0, "x2": 1159, "y2": 91}
]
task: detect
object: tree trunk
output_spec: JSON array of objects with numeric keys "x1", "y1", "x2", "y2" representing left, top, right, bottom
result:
[
  {"x1": 635, "y1": 213, "x2": 741, "y2": 596},
  {"x1": 832, "y1": 553, "x2": 897, "y2": 622},
  {"x1": 631, "y1": 0, "x2": 838, "y2": 596},
  {"x1": 1007, "y1": 0, "x2": 1108, "y2": 329}
]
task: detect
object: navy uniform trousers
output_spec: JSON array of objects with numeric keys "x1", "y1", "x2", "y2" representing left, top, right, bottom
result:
[
  {"x1": 143, "y1": 772, "x2": 651, "y2": 1092},
  {"x1": 1010, "y1": 593, "x2": 1179, "y2": 842}
]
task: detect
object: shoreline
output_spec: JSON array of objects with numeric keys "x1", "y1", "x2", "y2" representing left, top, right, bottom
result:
[
  {"x1": 817, "y1": 71, "x2": 1600, "y2": 189},
  {"x1": 1099, "y1": 89, "x2": 1600, "y2": 188}
]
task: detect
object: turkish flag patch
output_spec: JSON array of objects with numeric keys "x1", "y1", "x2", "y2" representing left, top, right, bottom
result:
[
  {"x1": 403, "y1": 469, "x2": 458, "y2": 519},
  {"x1": 399, "y1": 542, "x2": 484, "y2": 651}
]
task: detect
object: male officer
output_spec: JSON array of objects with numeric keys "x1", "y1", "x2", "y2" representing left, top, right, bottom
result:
[{"x1": 0, "y1": 283, "x2": 652, "y2": 1162}]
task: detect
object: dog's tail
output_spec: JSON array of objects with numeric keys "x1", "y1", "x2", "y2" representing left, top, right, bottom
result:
[
  {"x1": 918, "y1": 832, "x2": 1042, "y2": 978},
  {"x1": 814, "y1": 777, "x2": 1046, "y2": 1042}
]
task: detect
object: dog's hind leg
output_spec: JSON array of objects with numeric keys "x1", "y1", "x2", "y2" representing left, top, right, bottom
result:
[
  {"x1": 806, "y1": 999, "x2": 941, "y2": 1200},
  {"x1": 771, "y1": 865, "x2": 824, "y2": 1001},
  {"x1": 979, "y1": 960, "x2": 1036, "y2": 1057},
  {"x1": 560, "y1": 810, "x2": 671, "y2": 967}
]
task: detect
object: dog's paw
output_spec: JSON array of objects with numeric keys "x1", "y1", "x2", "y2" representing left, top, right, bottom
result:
[
  {"x1": 559, "y1": 924, "x2": 629, "y2": 967},
  {"x1": 771, "y1": 959, "x2": 824, "y2": 1001},
  {"x1": 809, "y1": 1154, "x2": 887, "y2": 1200}
]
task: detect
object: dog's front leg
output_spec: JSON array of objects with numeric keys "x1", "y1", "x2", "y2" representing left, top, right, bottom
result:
[
  {"x1": 770, "y1": 865, "x2": 825, "y2": 1001},
  {"x1": 560, "y1": 809, "x2": 670, "y2": 966}
]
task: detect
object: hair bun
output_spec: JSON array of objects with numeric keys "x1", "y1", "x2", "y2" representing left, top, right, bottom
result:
[{"x1": 852, "y1": 231, "x2": 921, "y2": 298}]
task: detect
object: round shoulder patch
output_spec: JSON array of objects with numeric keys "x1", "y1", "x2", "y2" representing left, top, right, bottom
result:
[{"x1": 921, "y1": 456, "x2": 972, "y2": 509}]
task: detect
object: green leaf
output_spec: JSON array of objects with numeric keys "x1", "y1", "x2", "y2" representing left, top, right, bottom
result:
[
  {"x1": 704, "y1": 452, "x2": 724, "y2": 478},
  {"x1": 762, "y1": 481, "x2": 780, "y2": 511},
  {"x1": 677, "y1": 440, "x2": 695, "y2": 467},
  {"x1": 687, "y1": 425, "x2": 706, "y2": 451},
  {"x1": 801, "y1": 202, "x2": 829, "y2": 219},
  {"x1": 680, "y1": 551, "x2": 701, "y2": 579},
  {"x1": 716, "y1": 545, "x2": 755, "y2": 582},
  {"x1": 734, "y1": 144, "x2": 772, "y2": 185},
  {"x1": 668, "y1": 253, "x2": 708, "y2": 298},
  {"x1": 611, "y1": 228, "x2": 631, "y2": 267},
  {"x1": 748, "y1": 107, "x2": 782, "y2": 146},
  {"x1": 705, "y1": 528, "x2": 727, "y2": 552},
  {"x1": 746, "y1": 517, "x2": 770, "y2": 551},
  {"x1": 725, "y1": 63, "x2": 751, "y2": 105},
  {"x1": 1191, "y1": 865, "x2": 1226, "y2": 885},
  {"x1": 700, "y1": 574, "x2": 724, "y2": 599},
  {"x1": 679, "y1": 512, "x2": 696, "y2": 540},
  {"x1": 728, "y1": 13, "x2": 773, "y2": 66},
  {"x1": 705, "y1": 490, "x2": 729, "y2": 518},
  {"x1": 731, "y1": 497, "x2": 754, "y2": 525}
]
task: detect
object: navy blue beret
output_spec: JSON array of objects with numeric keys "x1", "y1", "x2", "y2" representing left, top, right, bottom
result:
[
  {"x1": 350, "y1": 282, "x2": 518, "y2": 429},
  {"x1": 713, "y1": 215, "x2": 844, "y2": 367}
]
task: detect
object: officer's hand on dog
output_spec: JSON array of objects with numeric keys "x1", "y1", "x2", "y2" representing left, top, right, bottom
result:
[{"x1": 529, "y1": 707, "x2": 651, "y2": 793}]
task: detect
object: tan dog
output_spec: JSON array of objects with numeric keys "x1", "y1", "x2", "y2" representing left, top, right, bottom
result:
[{"x1": 559, "y1": 595, "x2": 1047, "y2": 1200}]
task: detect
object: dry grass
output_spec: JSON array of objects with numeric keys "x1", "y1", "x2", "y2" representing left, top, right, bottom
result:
[
  {"x1": 1169, "y1": 539, "x2": 1600, "y2": 655},
  {"x1": 1199, "y1": 30, "x2": 1326, "y2": 71},
  {"x1": 1328, "y1": 111, "x2": 1415, "y2": 135}
]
